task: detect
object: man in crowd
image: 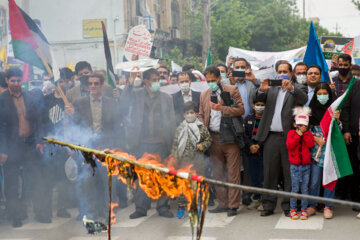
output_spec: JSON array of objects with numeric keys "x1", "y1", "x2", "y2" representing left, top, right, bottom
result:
[
  {"x1": 172, "y1": 71, "x2": 201, "y2": 125},
  {"x1": 292, "y1": 62, "x2": 308, "y2": 85},
  {"x1": 199, "y1": 66, "x2": 244, "y2": 217},
  {"x1": 341, "y1": 74, "x2": 360, "y2": 207},
  {"x1": 0, "y1": 67, "x2": 48, "y2": 227},
  {"x1": 66, "y1": 61, "x2": 112, "y2": 103},
  {"x1": 157, "y1": 65, "x2": 170, "y2": 86},
  {"x1": 69, "y1": 73, "x2": 122, "y2": 222},
  {"x1": 256, "y1": 60, "x2": 308, "y2": 217},
  {"x1": 217, "y1": 64, "x2": 230, "y2": 85},
  {"x1": 304, "y1": 65, "x2": 322, "y2": 106},
  {"x1": 332, "y1": 53, "x2": 353, "y2": 96},
  {"x1": 43, "y1": 76, "x2": 72, "y2": 219},
  {"x1": 351, "y1": 64, "x2": 360, "y2": 80},
  {"x1": 59, "y1": 67, "x2": 75, "y2": 91},
  {"x1": 123, "y1": 68, "x2": 176, "y2": 219}
]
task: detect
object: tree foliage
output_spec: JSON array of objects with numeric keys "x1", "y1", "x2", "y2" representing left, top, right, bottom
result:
[
  {"x1": 182, "y1": 0, "x2": 341, "y2": 61},
  {"x1": 353, "y1": 0, "x2": 360, "y2": 11},
  {"x1": 162, "y1": 46, "x2": 204, "y2": 71}
]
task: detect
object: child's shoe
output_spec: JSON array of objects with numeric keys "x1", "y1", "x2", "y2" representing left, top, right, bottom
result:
[
  {"x1": 176, "y1": 206, "x2": 185, "y2": 219},
  {"x1": 290, "y1": 209, "x2": 299, "y2": 220},
  {"x1": 300, "y1": 210, "x2": 308, "y2": 220}
]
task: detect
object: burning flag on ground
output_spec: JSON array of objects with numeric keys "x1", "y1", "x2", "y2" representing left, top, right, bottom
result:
[
  {"x1": 320, "y1": 76, "x2": 355, "y2": 190},
  {"x1": 8, "y1": 0, "x2": 59, "y2": 80}
]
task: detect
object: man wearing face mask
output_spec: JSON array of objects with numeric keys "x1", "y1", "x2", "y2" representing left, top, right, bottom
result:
[
  {"x1": 232, "y1": 58, "x2": 258, "y2": 120},
  {"x1": 172, "y1": 71, "x2": 201, "y2": 125},
  {"x1": 199, "y1": 66, "x2": 244, "y2": 217},
  {"x1": 293, "y1": 62, "x2": 308, "y2": 85},
  {"x1": 305, "y1": 65, "x2": 322, "y2": 106},
  {"x1": 332, "y1": 53, "x2": 353, "y2": 96},
  {"x1": 157, "y1": 65, "x2": 170, "y2": 86},
  {"x1": 217, "y1": 64, "x2": 230, "y2": 85},
  {"x1": 256, "y1": 60, "x2": 308, "y2": 217},
  {"x1": 123, "y1": 68, "x2": 176, "y2": 219}
]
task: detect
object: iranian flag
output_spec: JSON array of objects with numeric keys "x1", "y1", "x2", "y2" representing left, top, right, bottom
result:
[
  {"x1": 8, "y1": 0, "x2": 59, "y2": 80},
  {"x1": 320, "y1": 77, "x2": 355, "y2": 190}
]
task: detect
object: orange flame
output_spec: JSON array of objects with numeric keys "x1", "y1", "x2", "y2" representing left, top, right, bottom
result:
[{"x1": 110, "y1": 202, "x2": 119, "y2": 225}]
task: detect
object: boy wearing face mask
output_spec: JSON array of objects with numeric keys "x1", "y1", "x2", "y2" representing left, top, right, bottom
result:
[
  {"x1": 332, "y1": 53, "x2": 353, "y2": 96},
  {"x1": 170, "y1": 101, "x2": 212, "y2": 218},
  {"x1": 172, "y1": 72, "x2": 201, "y2": 125},
  {"x1": 244, "y1": 95, "x2": 266, "y2": 210}
]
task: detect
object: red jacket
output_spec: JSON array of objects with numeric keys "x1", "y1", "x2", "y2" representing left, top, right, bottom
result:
[{"x1": 286, "y1": 130, "x2": 315, "y2": 165}]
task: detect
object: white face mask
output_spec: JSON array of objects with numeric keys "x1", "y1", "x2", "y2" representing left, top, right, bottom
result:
[
  {"x1": 133, "y1": 77, "x2": 142, "y2": 87},
  {"x1": 296, "y1": 74, "x2": 306, "y2": 84},
  {"x1": 185, "y1": 113, "x2": 196, "y2": 123},
  {"x1": 179, "y1": 82, "x2": 190, "y2": 93},
  {"x1": 254, "y1": 106, "x2": 265, "y2": 114}
]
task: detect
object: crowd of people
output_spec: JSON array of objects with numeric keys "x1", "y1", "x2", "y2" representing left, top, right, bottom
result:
[{"x1": 0, "y1": 53, "x2": 359, "y2": 229}]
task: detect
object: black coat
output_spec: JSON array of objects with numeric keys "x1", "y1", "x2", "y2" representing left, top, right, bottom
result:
[
  {"x1": 341, "y1": 80, "x2": 360, "y2": 136},
  {"x1": 172, "y1": 90, "x2": 201, "y2": 125},
  {"x1": 72, "y1": 95, "x2": 122, "y2": 148},
  {"x1": 0, "y1": 90, "x2": 44, "y2": 155}
]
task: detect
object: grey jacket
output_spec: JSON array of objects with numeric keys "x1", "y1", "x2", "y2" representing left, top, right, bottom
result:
[{"x1": 255, "y1": 84, "x2": 308, "y2": 142}]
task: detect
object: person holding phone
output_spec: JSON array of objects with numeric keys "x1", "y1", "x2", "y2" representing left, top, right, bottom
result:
[
  {"x1": 198, "y1": 66, "x2": 244, "y2": 217},
  {"x1": 255, "y1": 60, "x2": 308, "y2": 217}
]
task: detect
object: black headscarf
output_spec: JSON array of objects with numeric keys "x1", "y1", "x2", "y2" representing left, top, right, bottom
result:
[{"x1": 309, "y1": 83, "x2": 334, "y2": 126}]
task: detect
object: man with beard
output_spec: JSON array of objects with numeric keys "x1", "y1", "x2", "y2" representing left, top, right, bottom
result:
[
  {"x1": 0, "y1": 67, "x2": 47, "y2": 227},
  {"x1": 332, "y1": 53, "x2": 353, "y2": 97},
  {"x1": 157, "y1": 65, "x2": 170, "y2": 86},
  {"x1": 305, "y1": 65, "x2": 322, "y2": 106}
]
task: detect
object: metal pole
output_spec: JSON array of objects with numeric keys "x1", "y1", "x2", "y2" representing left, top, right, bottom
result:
[
  {"x1": 202, "y1": 0, "x2": 211, "y2": 65},
  {"x1": 303, "y1": 0, "x2": 305, "y2": 18},
  {"x1": 44, "y1": 138, "x2": 360, "y2": 210},
  {"x1": 113, "y1": 17, "x2": 119, "y2": 72}
]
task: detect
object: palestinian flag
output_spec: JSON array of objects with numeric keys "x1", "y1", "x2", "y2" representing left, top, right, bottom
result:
[
  {"x1": 342, "y1": 38, "x2": 354, "y2": 56},
  {"x1": 101, "y1": 21, "x2": 116, "y2": 89},
  {"x1": 8, "y1": 0, "x2": 59, "y2": 80},
  {"x1": 320, "y1": 76, "x2": 355, "y2": 190}
]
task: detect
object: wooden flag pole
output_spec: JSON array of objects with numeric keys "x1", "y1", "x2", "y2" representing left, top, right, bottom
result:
[
  {"x1": 328, "y1": 70, "x2": 334, "y2": 84},
  {"x1": 35, "y1": 48, "x2": 69, "y2": 105}
]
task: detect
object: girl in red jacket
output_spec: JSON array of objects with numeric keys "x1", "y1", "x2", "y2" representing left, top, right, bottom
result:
[{"x1": 286, "y1": 106, "x2": 315, "y2": 220}]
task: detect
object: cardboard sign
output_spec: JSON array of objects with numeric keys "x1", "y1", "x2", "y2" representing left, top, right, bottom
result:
[
  {"x1": 82, "y1": 19, "x2": 106, "y2": 38},
  {"x1": 124, "y1": 25, "x2": 153, "y2": 59}
]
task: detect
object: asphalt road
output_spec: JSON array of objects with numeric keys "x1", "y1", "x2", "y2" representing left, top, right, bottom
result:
[{"x1": 0, "y1": 199, "x2": 360, "y2": 240}]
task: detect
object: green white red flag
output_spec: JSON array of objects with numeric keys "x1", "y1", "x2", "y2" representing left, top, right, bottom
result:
[
  {"x1": 342, "y1": 38, "x2": 354, "y2": 56},
  {"x1": 320, "y1": 77, "x2": 355, "y2": 190},
  {"x1": 8, "y1": 0, "x2": 59, "y2": 81}
]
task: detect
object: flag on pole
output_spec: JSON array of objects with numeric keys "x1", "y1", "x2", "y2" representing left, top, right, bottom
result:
[
  {"x1": 0, "y1": 46, "x2": 8, "y2": 69},
  {"x1": 8, "y1": 0, "x2": 59, "y2": 81},
  {"x1": 303, "y1": 22, "x2": 329, "y2": 83},
  {"x1": 320, "y1": 77, "x2": 355, "y2": 190},
  {"x1": 342, "y1": 38, "x2": 354, "y2": 56},
  {"x1": 101, "y1": 21, "x2": 116, "y2": 89},
  {"x1": 22, "y1": 63, "x2": 30, "y2": 90},
  {"x1": 205, "y1": 46, "x2": 212, "y2": 68}
]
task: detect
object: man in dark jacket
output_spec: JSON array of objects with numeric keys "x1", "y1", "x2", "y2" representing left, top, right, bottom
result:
[
  {"x1": 0, "y1": 67, "x2": 47, "y2": 227},
  {"x1": 341, "y1": 79, "x2": 360, "y2": 207},
  {"x1": 172, "y1": 71, "x2": 201, "y2": 125}
]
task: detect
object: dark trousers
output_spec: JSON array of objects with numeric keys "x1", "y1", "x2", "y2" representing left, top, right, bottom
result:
[
  {"x1": 210, "y1": 134, "x2": 241, "y2": 209},
  {"x1": 5, "y1": 142, "x2": 51, "y2": 221},
  {"x1": 133, "y1": 142, "x2": 170, "y2": 214},
  {"x1": 336, "y1": 136, "x2": 360, "y2": 202},
  {"x1": 262, "y1": 132, "x2": 291, "y2": 212},
  {"x1": 247, "y1": 154, "x2": 264, "y2": 200}
]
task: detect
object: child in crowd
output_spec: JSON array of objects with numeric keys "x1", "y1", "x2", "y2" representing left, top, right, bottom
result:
[
  {"x1": 244, "y1": 95, "x2": 265, "y2": 210},
  {"x1": 170, "y1": 101, "x2": 212, "y2": 218},
  {"x1": 286, "y1": 107, "x2": 315, "y2": 220}
]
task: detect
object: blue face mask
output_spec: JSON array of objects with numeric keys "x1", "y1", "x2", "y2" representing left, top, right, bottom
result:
[
  {"x1": 277, "y1": 74, "x2": 290, "y2": 80},
  {"x1": 150, "y1": 82, "x2": 161, "y2": 92},
  {"x1": 208, "y1": 82, "x2": 219, "y2": 92},
  {"x1": 317, "y1": 94, "x2": 329, "y2": 105},
  {"x1": 221, "y1": 73, "x2": 230, "y2": 85}
]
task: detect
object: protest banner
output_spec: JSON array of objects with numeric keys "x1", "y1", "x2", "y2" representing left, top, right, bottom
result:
[
  {"x1": 124, "y1": 25, "x2": 153, "y2": 60},
  {"x1": 320, "y1": 36, "x2": 354, "y2": 60}
]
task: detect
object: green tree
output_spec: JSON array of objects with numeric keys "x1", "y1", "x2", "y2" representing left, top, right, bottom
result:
[
  {"x1": 353, "y1": 0, "x2": 360, "y2": 10},
  {"x1": 162, "y1": 46, "x2": 204, "y2": 71}
]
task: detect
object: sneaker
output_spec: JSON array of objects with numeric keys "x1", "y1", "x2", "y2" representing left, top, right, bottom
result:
[
  {"x1": 356, "y1": 213, "x2": 360, "y2": 219},
  {"x1": 176, "y1": 207, "x2": 185, "y2": 219},
  {"x1": 307, "y1": 206, "x2": 316, "y2": 216},
  {"x1": 247, "y1": 200, "x2": 261, "y2": 210},
  {"x1": 290, "y1": 209, "x2": 299, "y2": 220},
  {"x1": 323, "y1": 207, "x2": 333, "y2": 219},
  {"x1": 257, "y1": 204, "x2": 264, "y2": 211},
  {"x1": 300, "y1": 210, "x2": 308, "y2": 220}
]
